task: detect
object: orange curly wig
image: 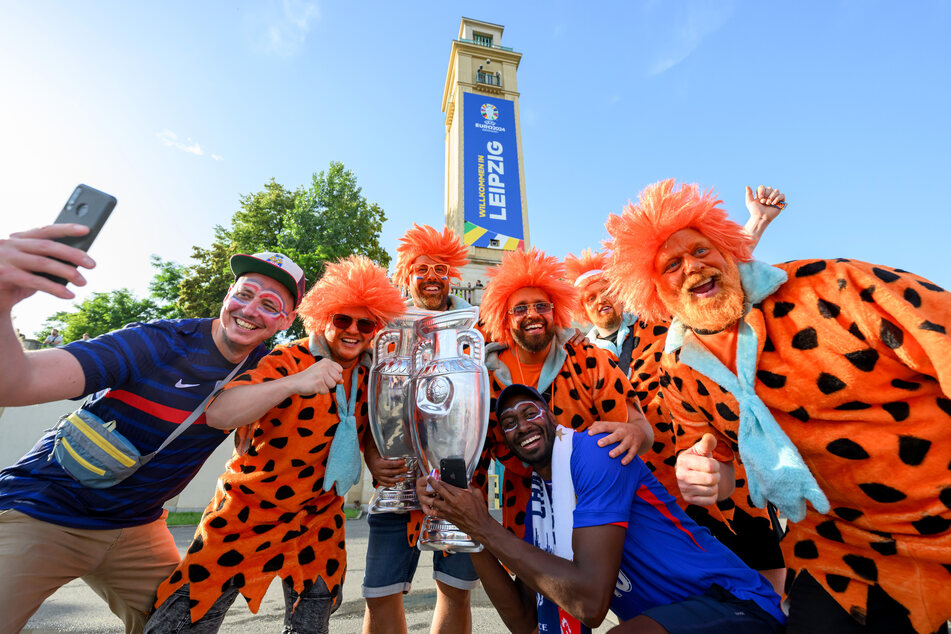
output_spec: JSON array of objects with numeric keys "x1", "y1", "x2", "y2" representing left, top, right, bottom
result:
[
  {"x1": 564, "y1": 248, "x2": 612, "y2": 320},
  {"x1": 393, "y1": 224, "x2": 469, "y2": 289},
  {"x1": 480, "y1": 248, "x2": 578, "y2": 345},
  {"x1": 604, "y1": 179, "x2": 753, "y2": 322},
  {"x1": 298, "y1": 255, "x2": 406, "y2": 335}
]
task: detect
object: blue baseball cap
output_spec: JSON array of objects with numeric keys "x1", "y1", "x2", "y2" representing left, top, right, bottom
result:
[{"x1": 495, "y1": 383, "x2": 548, "y2": 420}]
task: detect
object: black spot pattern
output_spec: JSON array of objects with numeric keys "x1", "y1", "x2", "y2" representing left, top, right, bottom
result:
[
  {"x1": 898, "y1": 436, "x2": 931, "y2": 465},
  {"x1": 826, "y1": 439, "x2": 870, "y2": 460},
  {"x1": 880, "y1": 318, "x2": 904, "y2": 349},
  {"x1": 817, "y1": 373, "x2": 846, "y2": 394},
  {"x1": 792, "y1": 327, "x2": 819, "y2": 350},
  {"x1": 844, "y1": 349, "x2": 879, "y2": 372},
  {"x1": 796, "y1": 261, "x2": 827, "y2": 277}
]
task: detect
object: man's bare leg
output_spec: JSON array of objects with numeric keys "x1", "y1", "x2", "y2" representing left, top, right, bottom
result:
[
  {"x1": 431, "y1": 581, "x2": 471, "y2": 634},
  {"x1": 363, "y1": 594, "x2": 407, "y2": 634}
]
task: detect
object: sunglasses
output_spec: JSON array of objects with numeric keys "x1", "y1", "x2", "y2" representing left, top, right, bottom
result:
[
  {"x1": 507, "y1": 302, "x2": 554, "y2": 317},
  {"x1": 415, "y1": 263, "x2": 449, "y2": 277},
  {"x1": 331, "y1": 314, "x2": 377, "y2": 334}
]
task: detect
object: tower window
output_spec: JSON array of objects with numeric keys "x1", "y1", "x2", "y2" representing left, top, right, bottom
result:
[
  {"x1": 477, "y1": 70, "x2": 501, "y2": 86},
  {"x1": 473, "y1": 32, "x2": 493, "y2": 47}
]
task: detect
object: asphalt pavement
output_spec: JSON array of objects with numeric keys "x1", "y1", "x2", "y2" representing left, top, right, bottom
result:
[{"x1": 22, "y1": 516, "x2": 620, "y2": 633}]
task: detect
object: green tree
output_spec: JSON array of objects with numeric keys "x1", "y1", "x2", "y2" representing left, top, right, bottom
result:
[
  {"x1": 178, "y1": 162, "x2": 390, "y2": 341},
  {"x1": 148, "y1": 255, "x2": 187, "y2": 319},
  {"x1": 37, "y1": 289, "x2": 163, "y2": 343}
]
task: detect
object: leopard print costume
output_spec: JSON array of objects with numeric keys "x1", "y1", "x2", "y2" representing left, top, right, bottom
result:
[
  {"x1": 593, "y1": 316, "x2": 781, "y2": 572},
  {"x1": 154, "y1": 340, "x2": 368, "y2": 622},
  {"x1": 474, "y1": 333, "x2": 636, "y2": 536},
  {"x1": 661, "y1": 258, "x2": 951, "y2": 632}
]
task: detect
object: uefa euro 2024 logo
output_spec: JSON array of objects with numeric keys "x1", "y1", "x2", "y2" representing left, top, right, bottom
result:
[{"x1": 481, "y1": 103, "x2": 499, "y2": 123}]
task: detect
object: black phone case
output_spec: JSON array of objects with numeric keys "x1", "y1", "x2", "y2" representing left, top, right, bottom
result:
[
  {"x1": 39, "y1": 184, "x2": 117, "y2": 285},
  {"x1": 439, "y1": 457, "x2": 468, "y2": 488}
]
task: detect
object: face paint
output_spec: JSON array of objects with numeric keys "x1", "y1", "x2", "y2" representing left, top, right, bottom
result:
[{"x1": 226, "y1": 279, "x2": 288, "y2": 319}]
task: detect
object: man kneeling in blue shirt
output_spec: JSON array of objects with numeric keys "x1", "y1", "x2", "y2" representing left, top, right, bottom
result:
[{"x1": 424, "y1": 384, "x2": 785, "y2": 634}]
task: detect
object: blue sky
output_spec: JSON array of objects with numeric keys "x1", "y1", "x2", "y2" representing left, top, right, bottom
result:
[{"x1": 2, "y1": 1, "x2": 949, "y2": 335}]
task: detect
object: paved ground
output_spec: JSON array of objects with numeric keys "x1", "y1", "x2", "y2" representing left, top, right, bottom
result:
[{"x1": 22, "y1": 516, "x2": 620, "y2": 633}]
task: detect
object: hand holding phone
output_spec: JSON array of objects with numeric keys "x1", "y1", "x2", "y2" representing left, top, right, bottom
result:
[
  {"x1": 439, "y1": 457, "x2": 468, "y2": 489},
  {"x1": 37, "y1": 184, "x2": 116, "y2": 286}
]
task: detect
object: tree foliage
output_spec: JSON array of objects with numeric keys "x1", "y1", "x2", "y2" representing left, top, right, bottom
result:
[
  {"x1": 38, "y1": 289, "x2": 163, "y2": 343},
  {"x1": 177, "y1": 162, "x2": 390, "y2": 341}
]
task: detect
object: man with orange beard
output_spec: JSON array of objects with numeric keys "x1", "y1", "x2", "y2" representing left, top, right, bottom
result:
[
  {"x1": 360, "y1": 224, "x2": 479, "y2": 634},
  {"x1": 606, "y1": 179, "x2": 951, "y2": 634},
  {"x1": 474, "y1": 248, "x2": 652, "y2": 538},
  {"x1": 563, "y1": 188, "x2": 789, "y2": 595}
]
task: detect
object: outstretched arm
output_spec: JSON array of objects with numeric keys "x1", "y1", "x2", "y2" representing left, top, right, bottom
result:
[
  {"x1": 428, "y1": 479, "x2": 626, "y2": 628},
  {"x1": 206, "y1": 358, "x2": 343, "y2": 430},
  {"x1": 0, "y1": 224, "x2": 94, "y2": 405},
  {"x1": 743, "y1": 185, "x2": 785, "y2": 249}
]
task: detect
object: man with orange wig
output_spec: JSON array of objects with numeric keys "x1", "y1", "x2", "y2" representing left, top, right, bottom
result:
[
  {"x1": 473, "y1": 247, "x2": 653, "y2": 538},
  {"x1": 361, "y1": 223, "x2": 479, "y2": 634},
  {"x1": 564, "y1": 188, "x2": 789, "y2": 596},
  {"x1": 606, "y1": 178, "x2": 951, "y2": 633},
  {"x1": 149, "y1": 255, "x2": 405, "y2": 633}
]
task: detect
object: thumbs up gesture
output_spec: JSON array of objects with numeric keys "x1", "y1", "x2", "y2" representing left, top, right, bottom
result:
[{"x1": 676, "y1": 433, "x2": 732, "y2": 506}]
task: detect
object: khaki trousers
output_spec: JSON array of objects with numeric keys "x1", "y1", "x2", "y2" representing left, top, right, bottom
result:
[{"x1": 0, "y1": 509, "x2": 181, "y2": 634}]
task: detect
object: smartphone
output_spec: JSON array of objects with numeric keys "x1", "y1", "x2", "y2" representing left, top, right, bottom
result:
[
  {"x1": 439, "y1": 457, "x2": 468, "y2": 489},
  {"x1": 39, "y1": 184, "x2": 117, "y2": 285}
]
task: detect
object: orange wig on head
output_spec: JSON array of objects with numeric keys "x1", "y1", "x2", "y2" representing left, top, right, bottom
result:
[
  {"x1": 480, "y1": 248, "x2": 578, "y2": 345},
  {"x1": 393, "y1": 224, "x2": 469, "y2": 289},
  {"x1": 604, "y1": 179, "x2": 753, "y2": 322},
  {"x1": 563, "y1": 249, "x2": 611, "y2": 320},
  {"x1": 298, "y1": 255, "x2": 406, "y2": 335}
]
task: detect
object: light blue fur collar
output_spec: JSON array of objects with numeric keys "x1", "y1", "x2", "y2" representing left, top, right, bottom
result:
[{"x1": 661, "y1": 260, "x2": 829, "y2": 522}]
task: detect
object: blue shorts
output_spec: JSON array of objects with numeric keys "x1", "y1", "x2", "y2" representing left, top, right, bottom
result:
[
  {"x1": 641, "y1": 584, "x2": 784, "y2": 634},
  {"x1": 361, "y1": 511, "x2": 479, "y2": 598}
]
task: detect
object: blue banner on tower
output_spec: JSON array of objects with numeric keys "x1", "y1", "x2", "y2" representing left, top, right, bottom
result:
[{"x1": 463, "y1": 93, "x2": 524, "y2": 250}]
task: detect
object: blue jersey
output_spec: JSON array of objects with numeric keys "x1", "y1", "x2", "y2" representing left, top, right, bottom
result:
[
  {"x1": 524, "y1": 432, "x2": 785, "y2": 627},
  {"x1": 0, "y1": 318, "x2": 266, "y2": 529}
]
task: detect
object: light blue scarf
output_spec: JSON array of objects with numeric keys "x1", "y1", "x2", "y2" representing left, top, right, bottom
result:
[
  {"x1": 664, "y1": 260, "x2": 830, "y2": 522},
  {"x1": 309, "y1": 334, "x2": 367, "y2": 497}
]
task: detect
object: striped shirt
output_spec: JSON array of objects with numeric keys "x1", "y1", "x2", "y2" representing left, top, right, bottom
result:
[{"x1": 0, "y1": 318, "x2": 266, "y2": 529}]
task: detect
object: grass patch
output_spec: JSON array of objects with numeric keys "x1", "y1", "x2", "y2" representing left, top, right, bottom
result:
[
  {"x1": 344, "y1": 506, "x2": 362, "y2": 520},
  {"x1": 166, "y1": 511, "x2": 203, "y2": 525}
]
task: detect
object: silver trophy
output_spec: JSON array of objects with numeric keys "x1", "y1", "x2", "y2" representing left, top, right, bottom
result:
[
  {"x1": 408, "y1": 307, "x2": 489, "y2": 552},
  {"x1": 367, "y1": 307, "x2": 433, "y2": 513}
]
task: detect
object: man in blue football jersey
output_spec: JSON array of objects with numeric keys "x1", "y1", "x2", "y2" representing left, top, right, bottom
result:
[
  {"x1": 424, "y1": 384, "x2": 785, "y2": 634},
  {"x1": 0, "y1": 223, "x2": 302, "y2": 634}
]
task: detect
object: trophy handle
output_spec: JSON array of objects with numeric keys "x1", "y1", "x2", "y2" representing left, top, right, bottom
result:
[
  {"x1": 456, "y1": 329, "x2": 485, "y2": 363},
  {"x1": 412, "y1": 337, "x2": 434, "y2": 371},
  {"x1": 374, "y1": 330, "x2": 401, "y2": 361}
]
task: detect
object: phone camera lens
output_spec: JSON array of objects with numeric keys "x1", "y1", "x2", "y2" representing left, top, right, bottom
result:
[{"x1": 76, "y1": 203, "x2": 89, "y2": 217}]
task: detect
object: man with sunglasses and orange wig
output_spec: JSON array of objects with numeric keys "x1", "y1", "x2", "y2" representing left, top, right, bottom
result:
[
  {"x1": 360, "y1": 223, "x2": 481, "y2": 634},
  {"x1": 149, "y1": 255, "x2": 405, "y2": 633},
  {"x1": 473, "y1": 248, "x2": 653, "y2": 540}
]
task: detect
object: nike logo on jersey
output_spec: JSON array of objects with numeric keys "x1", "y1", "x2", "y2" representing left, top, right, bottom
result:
[{"x1": 175, "y1": 379, "x2": 200, "y2": 388}]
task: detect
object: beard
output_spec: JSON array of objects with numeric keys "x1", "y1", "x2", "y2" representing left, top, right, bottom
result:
[
  {"x1": 589, "y1": 305, "x2": 622, "y2": 335},
  {"x1": 511, "y1": 317, "x2": 556, "y2": 353},
  {"x1": 660, "y1": 259, "x2": 745, "y2": 334},
  {"x1": 410, "y1": 280, "x2": 449, "y2": 311}
]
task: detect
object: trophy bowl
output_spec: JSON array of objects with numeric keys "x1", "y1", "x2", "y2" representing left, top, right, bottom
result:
[
  {"x1": 408, "y1": 308, "x2": 489, "y2": 552},
  {"x1": 367, "y1": 307, "x2": 432, "y2": 513}
]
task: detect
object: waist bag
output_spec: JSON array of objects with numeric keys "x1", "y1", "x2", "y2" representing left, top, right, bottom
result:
[{"x1": 51, "y1": 359, "x2": 247, "y2": 488}]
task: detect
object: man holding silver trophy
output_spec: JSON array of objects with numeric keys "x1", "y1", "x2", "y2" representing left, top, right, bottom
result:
[{"x1": 362, "y1": 224, "x2": 482, "y2": 634}]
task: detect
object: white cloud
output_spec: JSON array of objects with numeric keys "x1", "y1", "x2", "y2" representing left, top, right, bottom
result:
[
  {"x1": 263, "y1": 0, "x2": 320, "y2": 57},
  {"x1": 648, "y1": 0, "x2": 735, "y2": 76},
  {"x1": 156, "y1": 130, "x2": 223, "y2": 161}
]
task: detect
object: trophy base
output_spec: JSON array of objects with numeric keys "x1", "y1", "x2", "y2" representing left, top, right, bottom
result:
[
  {"x1": 368, "y1": 484, "x2": 420, "y2": 514},
  {"x1": 418, "y1": 518, "x2": 484, "y2": 553},
  {"x1": 368, "y1": 457, "x2": 420, "y2": 514}
]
